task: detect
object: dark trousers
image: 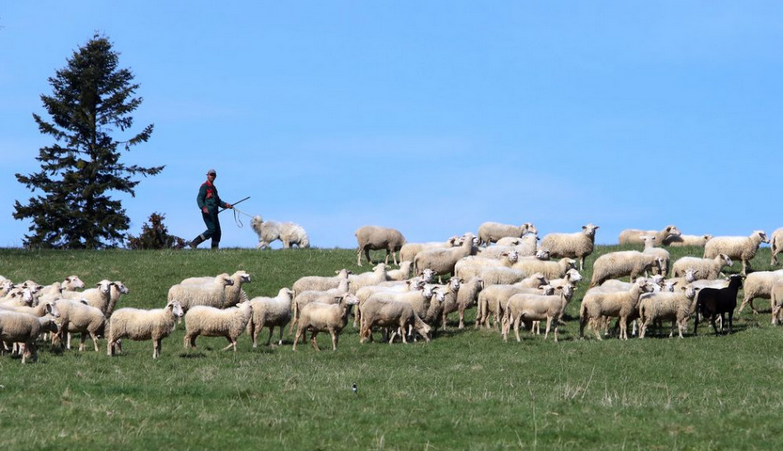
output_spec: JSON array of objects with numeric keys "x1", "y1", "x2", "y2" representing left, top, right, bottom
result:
[{"x1": 200, "y1": 208, "x2": 221, "y2": 245}]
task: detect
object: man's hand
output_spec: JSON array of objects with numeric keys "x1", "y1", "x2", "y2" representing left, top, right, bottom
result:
[
  {"x1": 202, "y1": 207, "x2": 208, "y2": 214},
  {"x1": 226, "y1": 204, "x2": 233, "y2": 209}
]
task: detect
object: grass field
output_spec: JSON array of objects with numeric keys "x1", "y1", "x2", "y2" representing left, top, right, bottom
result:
[{"x1": 1, "y1": 245, "x2": 782, "y2": 450}]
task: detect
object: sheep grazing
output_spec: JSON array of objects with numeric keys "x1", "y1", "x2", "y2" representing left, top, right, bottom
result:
[
  {"x1": 251, "y1": 215, "x2": 310, "y2": 249},
  {"x1": 399, "y1": 236, "x2": 461, "y2": 263},
  {"x1": 354, "y1": 225, "x2": 407, "y2": 266},
  {"x1": 694, "y1": 275, "x2": 743, "y2": 335},
  {"x1": 453, "y1": 276, "x2": 484, "y2": 329},
  {"x1": 292, "y1": 295, "x2": 358, "y2": 351},
  {"x1": 292, "y1": 268, "x2": 351, "y2": 297},
  {"x1": 480, "y1": 233, "x2": 540, "y2": 258},
  {"x1": 737, "y1": 269, "x2": 783, "y2": 315},
  {"x1": 247, "y1": 288, "x2": 294, "y2": 347},
  {"x1": 107, "y1": 300, "x2": 184, "y2": 359},
  {"x1": 540, "y1": 223, "x2": 599, "y2": 271},
  {"x1": 671, "y1": 254, "x2": 733, "y2": 281},
  {"x1": 640, "y1": 235, "x2": 671, "y2": 276},
  {"x1": 501, "y1": 284, "x2": 574, "y2": 342},
  {"x1": 359, "y1": 298, "x2": 431, "y2": 344},
  {"x1": 590, "y1": 251, "x2": 662, "y2": 287},
  {"x1": 167, "y1": 274, "x2": 235, "y2": 312},
  {"x1": 703, "y1": 230, "x2": 768, "y2": 275},
  {"x1": 618, "y1": 225, "x2": 682, "y2": 246},
  {"x1": 477, "y1": 222, "x2": 537, "y2": 247},
  {"x1": 513, "y1": 257, "x2": 577, "y2": 281},
  {"x1": 181, "y1": 270, "x2": 252, "y2": 309},
  {"x1": 414, "y1": 233, "x2": 479, "y2": 280},
  {"x1": 667, "y1": 234, "x2": 713, "y2": 248},
  {"x1": 184, "y1": 301, "x2": 253, "y2": 352},
  {"x1": 638, "y1": 285, "x2": 698, "y2": 339},
  {"x1": 770, "y1": 227, "x2": 783, "y2": 266},
  {"x1": 0, "y1": 312, "x2": 59, "y2": 363},
  {"x1": 579, "y1": 279, "x2": 656, "y2": 340}
]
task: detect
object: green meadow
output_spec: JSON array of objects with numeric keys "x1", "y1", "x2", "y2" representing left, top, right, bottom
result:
[{"x1": 1, "y1": 245, "x2": 782, "y2": 450}]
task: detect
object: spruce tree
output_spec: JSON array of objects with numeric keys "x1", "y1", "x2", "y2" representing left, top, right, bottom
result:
[{"x1": 14, "y1": 34, "x2": 164, "y2": 249}]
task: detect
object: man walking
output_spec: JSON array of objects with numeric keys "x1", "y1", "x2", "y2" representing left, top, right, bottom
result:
[{"x1": 189, "y1": 168, "x2": 232, "y2": 249}]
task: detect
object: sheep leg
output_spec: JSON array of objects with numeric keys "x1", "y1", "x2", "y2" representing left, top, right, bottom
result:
[
  {"x1": 384, "y1": 249, "x2": 391, "y2": 266},
  {"x1": 544, "y1": 317, "x2": 552, "y2": 341},
  {"x1": 619, "y1": 317, "x2": 627, "y2": 341},
  {"x1": 310, "y1": 331, "x2": 321, "y2": 351},
  {"x1": 78, "y1": 334, "x2": 86, "y2": 352},
  {"x1": 330, "y1": 330, "x2": 339, "y2": 351},
  {"x1": 221, "y1": 337, "x2": 237, "y2": 352},
  {"x1": 514, "y1": 315, "x2": 522, "y2": 343},
  {"x1": 153, "y1": 339, "x2": 161, "y2": 359}
]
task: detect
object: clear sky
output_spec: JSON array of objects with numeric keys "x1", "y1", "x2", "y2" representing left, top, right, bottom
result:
[{"x1": 1, "y1": 2, "x2": 781, "y2": 249}]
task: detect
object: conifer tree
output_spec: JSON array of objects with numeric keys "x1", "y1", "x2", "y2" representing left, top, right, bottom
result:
[{"x1": 14, "y1": 34, "x2": 163, "y2": 249}]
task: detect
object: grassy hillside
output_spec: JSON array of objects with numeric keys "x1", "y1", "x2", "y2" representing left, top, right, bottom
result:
[{"x1": 1, "y1": 245, "x2": 782, "y2": 450}]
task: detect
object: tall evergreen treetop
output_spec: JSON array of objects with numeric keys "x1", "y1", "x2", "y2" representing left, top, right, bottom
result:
[{"x1": 14, "y1": 34, "x2": 164, "y2": 249}]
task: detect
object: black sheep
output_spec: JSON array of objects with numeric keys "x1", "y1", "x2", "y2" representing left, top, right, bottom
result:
[{"x1": 693, "y1": 274, "x2": 743, "y2": 336}]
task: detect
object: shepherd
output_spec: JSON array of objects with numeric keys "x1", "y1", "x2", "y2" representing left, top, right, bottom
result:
[{"x1": 189, "y1": 168, "x2": 233, "y2": 249}]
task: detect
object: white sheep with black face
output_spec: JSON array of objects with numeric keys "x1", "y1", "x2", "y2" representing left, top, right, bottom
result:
[{"x1": 251, "y1": 215, "x2": 310, "y2": 249}]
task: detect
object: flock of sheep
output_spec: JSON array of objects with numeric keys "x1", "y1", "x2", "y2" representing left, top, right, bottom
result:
[{"x1": 3, "y1": 222, "x2": 783, "y2": 363}]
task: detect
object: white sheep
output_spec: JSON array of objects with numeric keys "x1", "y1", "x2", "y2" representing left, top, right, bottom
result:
[
  {"x1": 386, "y1": 261, "x2": 414, "y2": 281},
  {"x1": 737, "y1": 269, "x2": 783, "y2": 315},
  {"x1": 618, "y1": 225, "x2": 681, "y2": 246},
  {"x1": 247, "y1": 288, "x2": 294, "y2": 347},
  {"x1": 292, "y1": 295, "x2": 358, "y2": 351},
  {"x1": 703, "y1": 230, "x2": 768, "y2": 275},
  {"x1": 354, "y1": 279, "x2": 422, "y2": 328},
  {"x1": 513, "y1": 257, "x2": 577, "y2": 281},
  {"x1": 475, "y1": 274, "x2": 548, "y2": 329},
  {"x1": 0, "y1": 312, "x2": 59, "y2": 363},
  {"x1": 453, "y1": 276, "x2": 484, "y2": 329},
  {"x1": 579, "y1": 279, "x2": 656, "y2": 340},
  {"x1": 399, "y1": 236, "x2": 461, "y2": 263},
  {"x1": 640, "y1": 235, "x2": 671, "y2": 276},
  {"x1": 480, "y1": 233, "x2": 540, "y2": 258},
  {"x1": 477, "y1": 222, "x2": 537, "y2": 246},
  {"x1": 180, "y1": 270, "x2": 251, "y2": 308},
  {"x1": 472, "y1": 266, "x2": 527, "y2": 286},
  {"x1": 426, "y1": 278, "x2": 461, "y2": 333},
  {"x1": 590, "y1": 251, "x2": 662, "y2": 287},
  {"x1": 671, "y1": 254, "x2": 733, "y2": 281},
  {"x1": 359, "y1": 298, "x2": 431, "y2": 344},
  {"x1": 638, "y1": 285, "x2": 698, "y2": 338},
  {"x1": 167, "y1": 274, "x2": 235, "y2": 312},
  {"x1": 501, "y1": 284, "x2": 574, "y2": 342},
  {"x1": 770, "y1": 227, "x2": 783, "y2": 266},
  {"x1": 414, "y1": 233, "x2": 479, "y2": 280},
  {"x1": 55, "y1": 299, "x2": 106, "y2": 352},
  {"x1": 292, "y1": 268, "x2": 351, "y2": 296},
  {"x1": 666, "y1": 234, "x2": 713, "y2": 248},
  {"x1": 292, "y1": 282, "x2": 352, "y2": 336},
  {"x1": 355, "y1": 225, "x2": 407, "y2": 266},
  {"x1": 770, "y1": 280, "x2": 783, "y2": 325},
  {"x1": 184, "y1": 301, "x2": 253, "y2": 352},
  {"x1": 540, "y1": 223, "x2": 599, "y2": 271},
  {"x1": 348, "y1": 263, "x2": 389, "y2": 294},
  {"x1": 251, "y1": 215, "x2": 310, "y2": 249},
  {"x1": 60, "y1": 280, "x2": 113, "y2": 312},
  {"x1": 107, "y1": 300, "x2": 185, "y2": 359},
  {"x1": 547, "y1": 268, "x2": 583, "y2": 292},
  {"x1": 454, "y1": 250, "x2": 518, "y2": 281}
]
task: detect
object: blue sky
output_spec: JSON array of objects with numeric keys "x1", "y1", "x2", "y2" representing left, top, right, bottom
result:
[{"x1": 1, "y1": 2, "x2": 781, "y2": 249}]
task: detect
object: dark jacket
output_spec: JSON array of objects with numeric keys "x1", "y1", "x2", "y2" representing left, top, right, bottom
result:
[{"x1": 197, "y1": 180, "x2": 229, "y2": 212}]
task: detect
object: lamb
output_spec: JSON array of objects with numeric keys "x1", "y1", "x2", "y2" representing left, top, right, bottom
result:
[
  {"x1": 292, "y1": 268, "x2": 351, "y2": 296},
  {"x1": 501, "y1": 284, "x2": 574, "y2": 342},
  {"x1": 167, "y1": 274, "x2": 235, "y2": 312},
  {"x1": 638, "y1": 285, "x2": 698, "y2": 338},
  {"x1": 671, "y1": 254, "x2": 733, "y2": 280},
  {"x1": 414, "y1": 233, "x2": 479, "y2": 280},
  {"x1": 385, "y1": 261, "x2": 413, "y2": 281},
  {"x1": 737, "y1": 269, "x2": 783, "y2": 314},
  {"x1": 247, "y1": 288, "x2": 294, "y2": 347},
  {"x1": 513, "y1": 257, "x2": 577, "y2": 281},
  {"x1": 355, "y1": 225, "x2": 406, "y2": 266},
  {"x1": 184, "y1": 301, "x2": 253, "y2": 352},
  {"x1": 181, "y1": 270, "x2": 251, "y2": 308},
  {"x1": 770, "y1": 227, "x2": 783, "y2": 265},
  {"x1": 477, "y1": 222, "x2": 537, "y2": 246},
  {"x1": 540, "y1": 223, "x2": 599, "y2": 271},
  {"x1": 292, "y1": 295, "x2": 358, "y2": 351},
  {"x1": 618, "y1": 225, "x2": 681, "y2": 246},
  {"x1": 107, "y1": 300, "x2": 185, "y2": 359},
  {"x1": 359, "y1": 298, "x2": 431, "y2": 344},
  {"x1": 55, "y1": 299, "x2": 106, "y2": 352},
  {"x1": 640, "y1": 235, "x2": 671, "y2": 276},
  {"x1": 480, "y1": 233, "x2": 540, "y2": 258},
  {"x1": 251, "y1": 215, "x2": 310, "y2": 249},
  {"x1": 0, "y1": 312, "x2": 59, "y2": 363},
  {"x1": 579, "y1": 279, "x2": 656, "y2": 340},
  {"x1": 590, "y1": 251, "x2": 662, "y2": 287},
  {"x1": 703, "y1": 230, "x2": 768, "y2": 275},
  {"x1": 399, "y1": 236, "x2": 461, "y2": 263},
  {"x1": 692, "y1": 274, "x2": 742, "y2": 335},
  {"x1": 667, "y1": 234, "x2": 713, "y2": 248},
  {"x1": 453, "y1": 276, "x2": 484, "y2": 329}
]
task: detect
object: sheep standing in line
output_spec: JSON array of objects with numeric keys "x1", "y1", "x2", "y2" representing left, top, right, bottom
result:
[
  {"x1": 638, "y1": 285, "x2": 698, "y2": 338},
  {"x1": 247, "y1": 288, "x2": 294, "y2": 347},
  {"x1": 292, "y1": 268, "x2": 351, "y2": 297},
  {"x1": 359, "y1": 298, "x2": 431, "y2": 344},
  {"x1": 590, "y1": 251, "x2": 662, "y2": 287},
  {"x1": 579, "y1": 279, "x2": 656, "y2": 340},
  {"x1": 399, "y1": 236, "x2": 461, "y2": 263},
  {"x1": 738, "y1": 269, "x2": 783, "y2": 315},
  {"x1": 477, "y1": 222, "x2": 537, "y2": 247},
  {"x1": 671, "y1": 254, "x2": 733, "y2": 280},
  {"x1": 184, "y1": 301, "x2": 253, "y2": 352},
  {"x1": 502, "y1": 284, "x2": 574, "y2": 342},
  {"x1": 355, "y1": 225, "x2": 406, "y2": 266},
  {"x1": 540, "y1": 223, "x2": 599, "y2": 271},
  {"x1": 181, "y1": 270, "x2": 252, "y2": 309},
  {"x1": 251, "y1": 215, "x2": 310, "y2": 249},
  {"x1": 770, "y1": 227, "x2": 783, "y2": 266},
  {"x1": 693, "y1": 275, "x2": 742, "y2": 335},
  {"x1": 414, "y1": 233, "x2": 478, "y2": 280},
  {"x1": 667, "y1": 234, "x2": 713, "y2": 248},
  {"x1": 107, "y1": 300, "x2": 184, "y2": 359},
  {"x1": 292, "y1": 295, "x2": 358, "y2": 351},
  {"x1": 0, "y1": 312, "x2": 59, "y2": 363},
  {"x1": 703, "y1": 230, "x2": 768, "y2": 275},
  {"x1": 618, "y1": 225, "x2": 681, "y2": 246},
  {"x1": 167, "y1": 274, "x2": 235, "y2": 312},
  {"x1": 453, "y1": 276, "x2": 484, "y2": 329}
]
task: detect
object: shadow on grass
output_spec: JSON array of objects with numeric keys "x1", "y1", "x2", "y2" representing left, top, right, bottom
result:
[{"x1": 179, "y1": 352, "x2": 207, "y2": 359}]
